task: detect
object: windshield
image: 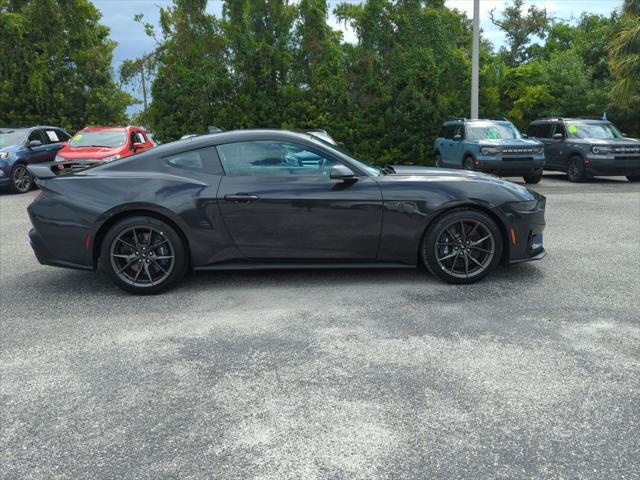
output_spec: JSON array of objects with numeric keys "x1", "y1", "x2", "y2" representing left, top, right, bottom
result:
[
  {"x1": 70, "y1": 130, "x2": 126, "y2": 148},
  {"x1": 467, "y1": 122, "x2": 521, "y2": 140},
  {"x1": 566, "y1": 122, "x2": 622, "y2": 140},
  {"x1": 0, "y1": 129, "x2": 27, "y2": 147},
  {"x1": 309, "y1": 136, "x2": 381, "y2": 175}
]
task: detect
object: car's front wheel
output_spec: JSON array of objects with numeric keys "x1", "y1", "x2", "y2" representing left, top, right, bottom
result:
[
  {"x1": 101, "y1": 215, "x2": 188, "y2": 294},
  {"x1": 10, "y1": 164, "x2": 33, "y2": 194},
  {"x1": 523, "y1": 170, "x2": 543, "y2": 184},
  {"x1": 421, "y1": 208, "x2": 503, "y2": 284},
  {"x1": 567, "y1": 156, "x2": 587, "y2": 182},
  {"x1": 463, "y1": 156, "x2": 476, "y2": 171},
  {"x1": 434, "y1": 153, "x2": 443, "y2": 168},
  {"x1": 626, "y1": 175, "x2": 640, "y2": 182}
]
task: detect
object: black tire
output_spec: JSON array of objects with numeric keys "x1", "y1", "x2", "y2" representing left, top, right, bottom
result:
[
  {"x1": 9, "y1": 164, "x2": 33, "y2": 194},
  {"x1": 100, "y1": 215, "x2": 188, "y2": 295},
  {"x1": 421, "y1": 208, "x2": 503, "y2": 284},
  {"x1": 567, "y1": 156, "x2": 587, "y2": 183},
  {"x1": 434, "y1": 153, "x2": 443, "y2": 168},
  {"x1": 463, "y1": 156, "x2": 476, "y2": 171},
  {"x1": 626, "y1": 175, "x2": 640, "y2": 182},
  {"x1": 523, "y1": 170, "x2": 543, "y2": 184}
]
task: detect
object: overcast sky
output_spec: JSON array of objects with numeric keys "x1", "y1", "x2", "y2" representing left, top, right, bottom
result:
[{"x1": 92, "y1": 0, "x2": 623, "y2": 110}]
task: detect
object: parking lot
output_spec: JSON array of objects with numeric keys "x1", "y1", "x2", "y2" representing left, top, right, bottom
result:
[{"x1": 1, "y1": 174, "x2": 639, "y2": 479}]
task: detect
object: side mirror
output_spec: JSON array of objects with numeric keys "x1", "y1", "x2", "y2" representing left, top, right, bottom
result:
[
  {"x1": 522, "y1": 134, "x2": 528, "y2": 139},
  {"x1": 453, "y1": 134, "x2": 462, "y2": 141},
  {"x1": 330, "y1": 164, "x2": 358, "y2": 182},
  {"x1": 27, "y1": 140, "x2": 42, "y2": 148},
  {"x1": 552, "y1": 133, "x2": 564, "y2": 140},
  {"x1": 132, "y1": 142, "x2": 144, "y2": 152}
]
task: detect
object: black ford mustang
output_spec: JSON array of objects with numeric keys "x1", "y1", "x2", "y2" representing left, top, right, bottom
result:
[{"x1": 27, "y1": 130, "x2": 546, "y2": 294}]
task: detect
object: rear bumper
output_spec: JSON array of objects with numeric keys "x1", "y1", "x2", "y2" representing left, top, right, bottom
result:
[
  {"x1": 585, "y1": 156, "x2": 640, "y2": 176},
  {"x1": 29, "y1": 227, "x2": 94, "y2": 271}
]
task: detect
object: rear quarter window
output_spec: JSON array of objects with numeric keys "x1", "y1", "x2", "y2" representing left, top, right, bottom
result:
[{"x1": 163, "y1": 146, "x2": 223, "y2": 175}]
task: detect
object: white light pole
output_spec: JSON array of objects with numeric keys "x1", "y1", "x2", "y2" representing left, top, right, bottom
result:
[{"x1": 471, "y1": 0, "x2": 480, "y2": 119}]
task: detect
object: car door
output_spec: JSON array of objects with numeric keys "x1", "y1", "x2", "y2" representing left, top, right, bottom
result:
[
  {"x1": 23, "y1": 129, "x2": 51, "y2": 165},
  {"x1": 548, "y1": 123, "x2": 568, "y2": 170},
  {"x1": 449, "y1": 124, "x2": 465, "y2": 166},
  {"x1": 439, "y1": 125, "x2": 455, "y2": 165},
  {"x1": 533, "y1": 123, "x2": 557, "y2": 167},
  {"x1": 216, "y1": 140, "x2": 383, "y2": 260},
  {"x1": 41, "y1": 128, "x2": 68, "y2": 162}
]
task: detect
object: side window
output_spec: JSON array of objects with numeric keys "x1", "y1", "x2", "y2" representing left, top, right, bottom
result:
[
  {"x1": 438, "y1": 126, "x2": 447, "y2": 139},
  {"x1": 164, "y1": 146, "x2": 222, "y2": 175},
  {"x1": 135, "y1": 131, "x2": 147, "y2": 144},
  {"x1": 43, "y1": 129, "x2": 61, "y2": 143},
  {"x1": 55, "y1": 129, "x2": 71, "y2": 142},
  {"x1": 27, "y1": 129, "x2": 45, "y2": 144},
  {"x1": 526, "y1": 125, "x2": 538, "y2": 137},
  {"x1": 553, "y1": 123, "x2": 567, "y2": 138},
  {"x1": 536, "y1": 124, "x2": 552, "y2": 138},
  {"x1": 453, "y1": 124, "x2": 464, "y2": 139},
  {"x1": 217, "y1": 141, "x2": 338, "y2": 177}
]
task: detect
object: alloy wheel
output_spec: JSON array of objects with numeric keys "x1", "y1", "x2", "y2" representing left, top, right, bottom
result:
[
  {"x1": 434, "y1": 219, "x2": 495, "y2": 279},
  {"x1": 109, "y1": 226, "x2": 175, "y2": 288},
  {"x1": 463, "y1": 157, "x2": 475, "y2": 171},
  {"x1": 12, "y1": 165, "x2": 32, "y2": 193}
]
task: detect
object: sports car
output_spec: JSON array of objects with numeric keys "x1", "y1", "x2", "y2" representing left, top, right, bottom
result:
[{"x1": 27, "y1": 130, "x2": 546, "y2": 294}]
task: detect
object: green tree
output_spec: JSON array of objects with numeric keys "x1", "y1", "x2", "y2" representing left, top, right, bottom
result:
[
  {"x1": 489, "y1": 0, "x2": 550, "y2": 67},
  {"x1": 0, "y1": 0, "x2": 133, "y2": 131},
  {"x1": 609, "y1": 0, "x2": 640, "y2": 105}
]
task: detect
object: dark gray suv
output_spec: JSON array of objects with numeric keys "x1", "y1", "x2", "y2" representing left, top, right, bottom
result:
[{"x1": 526, "y1": 118, "x2": 640, "y2": 182}]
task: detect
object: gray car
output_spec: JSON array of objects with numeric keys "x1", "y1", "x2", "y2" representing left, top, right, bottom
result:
[{"x1": 526, "y1": 118, "x2": 640, "y2": 182}]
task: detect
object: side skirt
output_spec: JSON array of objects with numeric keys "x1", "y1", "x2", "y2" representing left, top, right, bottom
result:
[{"x1": 194, "y1": 261, "x2": 417, "y2": 272}]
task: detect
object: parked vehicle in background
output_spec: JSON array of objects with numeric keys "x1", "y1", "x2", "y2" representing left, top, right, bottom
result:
[
  {"x1": 27, "y1": 129, "x2": 546, "y2": 294},
  {"x1": 0, "y1": 126, "x2": 71, "y2": 193},
  {"x1": 54, "y1": 126, "x2": 154, "y2": 173},
  {"x1": 434, "y1": 118, "x2": 545, "y2": 184},
  {"x1": 526, "y1": 118, "x2": 640, "y2": 182}
]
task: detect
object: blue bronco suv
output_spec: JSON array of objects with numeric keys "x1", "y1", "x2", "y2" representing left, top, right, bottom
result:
[{"x1": 434, "y1": 118, "x2": 545, "y2": 184}]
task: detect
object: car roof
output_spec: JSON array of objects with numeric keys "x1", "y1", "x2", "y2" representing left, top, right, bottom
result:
[
  {"x1": 530, "y1": 118, "x2": 610, "y2": 124},
  {"x1": 443, "y1": 118, "x2": 512, "y2": 125}
]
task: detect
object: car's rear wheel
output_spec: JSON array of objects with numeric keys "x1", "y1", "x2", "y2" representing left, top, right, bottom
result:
[
  {"x1": 567, "y1": 156, "x2": 587, "y2": 182},
  {"x1": 10, "y1": 164, "x2": 33, "y2": 194},
  {"x1": 463, "y1": 156, "x2": 476, "y2": 171},
  {"x1": 626, "y1": 175, "x2": 640, "y2": 182},
  {"x1": 421, "y1": 209, "x2": 503, "y2": 284},
  {"x1": 523, "y1": 170, "x2": 543, "y2": 184},
  {"x1": 101, "y1": 216, "x2": 188, "y2": 294},
  {"x1": 434, "y1": 153, "x2": 443, "y2": 168}
]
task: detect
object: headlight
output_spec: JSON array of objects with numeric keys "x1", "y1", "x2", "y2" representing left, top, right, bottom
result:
[
  {"x1": 54, "y1": 154, "x2": 64, "y2": 162},
  {"x1": 481, "y1": 147, "x2": 500, "y2": 155},
  {"x1": 592, "y1": 145, "x2": 613, "y2": 154},
  {"x1": 534, "y1": 146, "x2": 544, "y2": 154},
  {"x1": 101, "y1": 155, "x2": 120, "y2": 163},
  {"x1": 0, "y1": 151, "x2": 9, "y2": 160}
]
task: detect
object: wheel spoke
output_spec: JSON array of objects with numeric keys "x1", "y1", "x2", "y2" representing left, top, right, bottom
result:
[
  {"x1": 470, "y1": 246, "x2": 492, "y2": 254},
  {"x1": 437, "y1": 250, "x2": 459, "y2": 261},
  {"x1": 116, "y1": 237, "x2": 136, "y2": 250},
  {"x1": 131, "y1": 265, "x2": 143, "y2": 284},
  {"x1": 149, "y1": 238, "x2": 169, "y2": 250},
  {"x1": 463, "y1": 253, "x2": 469, "y2": 276},
  {"x1": 116, "y1": 258, "x2": 138, "y2": 274},
  {"x1": 143, "y1": 263, "x2": 154, "y2": 284},
  {"x1": 467, "y1": 222, "x2": 479, "y2": 238},
  {"x1": 468, "y1": 254, "x2": 485, "y2": 268},
  {"x1": 471, "y1": 235, "x2": 491, "y2": 246},
  {"x1": 153, "y1": 255, "x2": 174, "y2": 260},
  {"x1": 150, "y1": 259, "x2": 168, "y2": 274},
  {"x1": 460, "y1": 220, "x2": 466, "y2": 240}
]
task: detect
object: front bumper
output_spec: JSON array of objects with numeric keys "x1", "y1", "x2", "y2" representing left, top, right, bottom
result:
[
  {"x1": 500, "y1": 193, "x2": 547, "y2": 264},
  {"x1": 476, "y1": 155, "x2": 545, "y2": 176},
  {"x1": 585, "y1": 155, "x2": 640, "y2": 176}
]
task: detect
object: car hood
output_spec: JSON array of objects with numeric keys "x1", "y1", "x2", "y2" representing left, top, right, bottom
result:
[
  {"x1": 389, "y1": 165, "x2": 536, "y2": 200},
  {"x1": 478, "y1": 138, "x2": 542, "y2": 146},
  {"x1": 57, "y1": 146, "x2": 122, "y2": 160},
  {"x1": 571, "y1": 137, "x2": 640, "y2": 145}
]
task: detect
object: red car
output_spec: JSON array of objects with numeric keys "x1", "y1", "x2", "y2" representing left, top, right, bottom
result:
[{"x1": 55, "y1": 126, "x2": 155, "y2": 172}]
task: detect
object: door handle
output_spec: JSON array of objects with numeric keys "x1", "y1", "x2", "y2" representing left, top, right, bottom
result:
[{"x1": 224, "y1": 193, "x2": 259, "y2": 203}]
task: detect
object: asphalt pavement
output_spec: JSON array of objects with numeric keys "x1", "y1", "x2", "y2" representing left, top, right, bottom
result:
[{"x1": 1, "y1": 173, "x2": 639, "y2": 479}]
